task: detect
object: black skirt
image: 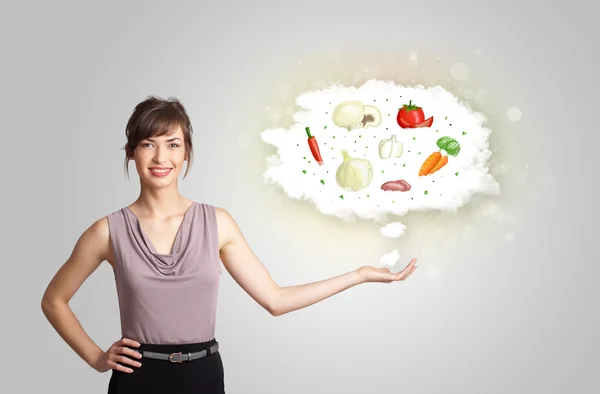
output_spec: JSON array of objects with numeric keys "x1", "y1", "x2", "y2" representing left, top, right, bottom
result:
[{"x1": 107, "y1": 338, "x2": 225, "y2": 394}]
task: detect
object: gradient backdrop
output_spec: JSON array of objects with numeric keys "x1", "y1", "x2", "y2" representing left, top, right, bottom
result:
[{"x1": 1, "y1": 0, "x2": 598, "y2": 393}]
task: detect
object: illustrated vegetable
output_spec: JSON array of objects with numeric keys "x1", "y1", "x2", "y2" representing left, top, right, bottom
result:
[
  {"x1": 418, "y1": 136, "x2": 461, "y2": 176},
  {"x1": 378, "y1": 134, "x2": 404, "y2": 159},
  {"x1": 332, "y1": 101, "x2": 381, "y2": 130},
  {"x1": 381, "y1": 179, "x2": 411, "y2": 192},
  {"x1": 336, "y1": 150, "x2": 373, "y2": 191},
  {"x1": 305, "y1": 127, "x2": 323, "y2": 165},
  {"x1": 411, "y1": 117, "x2": 434, "y2": 128},
  {"x1": 397, "y1": 100, "x2": 433, "y2": 129},
  {"x1": 436, "y1": 136, "x2": 461, "y2": 156}
]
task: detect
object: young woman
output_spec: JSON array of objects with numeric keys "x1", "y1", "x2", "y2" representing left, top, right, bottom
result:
[{"x1": 41, "y1": 96, "x2": 418, "y2": 393}]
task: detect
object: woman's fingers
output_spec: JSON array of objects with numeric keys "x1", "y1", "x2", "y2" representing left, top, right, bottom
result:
[
  {"x1": 395, "y1": 263, "x2": 417, "y2": 281},
  {"x1": 107, "y1": 358, "x2": 134, "y2": 373},
  {"x1": 120, "y1": 338, "x2": 141, "y2": 348},
  {"x1": 118, "y1": 346, "x2": 143, "y2": 359},
  {"x1": 108, "y1": 338, "x2": 143, "y2": 373},
  {"x1": 115, "y1": 354, "x2": 142, "y2": 368}
]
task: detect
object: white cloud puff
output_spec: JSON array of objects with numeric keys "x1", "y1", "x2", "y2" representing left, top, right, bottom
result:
[{"x1": 261, "y1": 80, "x2": 500, "y2": 224}]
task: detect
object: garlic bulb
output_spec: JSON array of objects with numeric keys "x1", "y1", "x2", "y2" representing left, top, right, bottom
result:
[
  {"x1": 336, "y1": 150, "x2": 373, "y2": 191},
  {"x1": 378, "y1": 134, "x2": 404, "y2": 159}
]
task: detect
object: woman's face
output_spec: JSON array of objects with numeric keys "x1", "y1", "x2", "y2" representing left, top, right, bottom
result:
[{"x1": 132, "y1": 126, "x2": 188, "y2": 186}]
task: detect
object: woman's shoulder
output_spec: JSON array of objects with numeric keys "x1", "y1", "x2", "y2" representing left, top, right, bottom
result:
[{"x1": 68, "y1": 214, "x2": 114, "y2": 264}]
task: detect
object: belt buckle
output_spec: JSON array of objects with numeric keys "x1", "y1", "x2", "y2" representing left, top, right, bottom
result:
[{"x1": 169, "y1": 352, "x2": 183, "y2": 363}]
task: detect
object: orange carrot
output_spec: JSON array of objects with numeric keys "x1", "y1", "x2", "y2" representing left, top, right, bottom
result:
[
  {"x1": 419, "y1": 151, "x2": 442, "y2": 176},
  {"x1": 428, "y1": 155, "x2": 448, "y2": 175}
]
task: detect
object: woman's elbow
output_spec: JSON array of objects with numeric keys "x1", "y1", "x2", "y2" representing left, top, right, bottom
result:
[{"x1": 267, "y1": 292, "x2": 284, "y2": 317}]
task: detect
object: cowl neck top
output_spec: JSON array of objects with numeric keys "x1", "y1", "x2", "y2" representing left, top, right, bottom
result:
[
  {"x1": 123, "y1": 202, "x2": 196, "y2": 276},
  {"x1": 107, "y1": 202, "x2": 222, "y2": 345}
]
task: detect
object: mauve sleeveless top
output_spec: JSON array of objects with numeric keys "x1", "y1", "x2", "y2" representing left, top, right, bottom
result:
[{"x1": 106, "y1": 202, "x2": 222, "y2": 345}]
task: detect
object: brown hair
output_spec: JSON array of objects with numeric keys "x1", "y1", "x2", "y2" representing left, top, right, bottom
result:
[{"x1": 123, "y1": 96, "x2": 194, "y2": 180}]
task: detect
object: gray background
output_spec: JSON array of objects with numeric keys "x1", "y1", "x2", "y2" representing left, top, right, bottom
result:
[{"x1": 1, "y1": 0, "x2": 598, "y2": 393}]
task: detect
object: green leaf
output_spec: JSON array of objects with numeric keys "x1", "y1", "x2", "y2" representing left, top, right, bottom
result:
[
  {"x1": 320, "y1": 179, "x2": 325, "y2": 184},
  {"x1": 302, "y1": 170, "x2": 306, "y2": 174},
  {"x1": 339, "y1": 195, "x2": 344, "y2": 199}
]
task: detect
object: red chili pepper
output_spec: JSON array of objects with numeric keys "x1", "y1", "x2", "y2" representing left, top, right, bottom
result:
[{"x1": 305, "y1": 127, "x2": 323, "y2": 165}]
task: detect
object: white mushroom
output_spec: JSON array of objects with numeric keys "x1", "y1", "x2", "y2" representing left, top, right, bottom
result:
[
  {"x1": 332, "y1": 101, "x2": 364, "y2": 130},
  {"x1": 362, "y1": 105, "x2": 381, "y2": 128},
  {"x1": 331, "y1": 101, "x2": 382, "y2": 130}
]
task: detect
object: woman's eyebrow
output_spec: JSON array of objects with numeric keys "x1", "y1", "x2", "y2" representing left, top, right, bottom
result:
[{"x1": 145, "y1": 137, "x2": 181, "y2": 142}]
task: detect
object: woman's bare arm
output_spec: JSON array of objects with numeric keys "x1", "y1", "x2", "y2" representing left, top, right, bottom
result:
[
  {"x1": 216, "y1": 207, "x2": 417, "y2": 317},
  {"x1": 41, "y1": 217, "x2": 111, "y2": 370}
]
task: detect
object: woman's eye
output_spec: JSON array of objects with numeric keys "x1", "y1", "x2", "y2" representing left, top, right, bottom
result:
[{"x1": 170, "y1": 144, "x2": 180, "y2": 148}]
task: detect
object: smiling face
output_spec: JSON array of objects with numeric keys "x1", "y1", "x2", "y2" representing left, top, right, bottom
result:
[
  {"x1": 124, "y1": 97, "x2": 195, "y2": 181},
  {"x1": 132, "y1": 126, "x2": 188, "y2": 187}
]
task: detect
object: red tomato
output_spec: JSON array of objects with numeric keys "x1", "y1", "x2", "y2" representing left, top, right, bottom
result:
[
  {"x1": 397, "y1": 100, "x2": 425, "y2": 128},
  {"x1": 411, "y1": 116, "x2": 433, "y2": 128}
]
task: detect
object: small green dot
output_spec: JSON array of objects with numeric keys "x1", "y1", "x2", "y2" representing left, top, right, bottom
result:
[
  {"x1": 455, "y1": 172, "x2": 459, "y2": 176},
  {"x1": 339, "y1": 195, "x2": 344, "y2": 199},
  {"x1": 445, "y1": 116, "x2": 448, "y2": 120},
  {"x1": 381, "y1": 170, "x2": 384, "y2": 173},
  {"x1": 462, "y1": 131, "x2": 466, "y2": 135},
  {"x1": 413, "y1": 137, "x2": 416, "y2": 140},
  {"x1": 418, "y1": 152, "x2": 421, "y2": 155},
  {"x1": 303, "y1": 156, "x2": 306, "y2": 159},
  {"x1": 333, "y1": 136, "x2": 336, "y2": 139},
  {"x1": 403, "y1": 163, "x2": 406, "y2": 167},
  {"x1": 302, "y1": 170, "x2": 306, "y2": 174},
  {"x1": 320, "y1": 179, "x2": 325, "y2": 185},
  {"x1": 308, "y1": 160, "x2": 311, "y2": 163},
  {"x1": 387, "y1": 113, "x2": 390, "y2": 116},
  {"x1": 386, "y1": 98, "x2": 388, "y2": 101},
  {"x1": 436, "y1": 129, "x2": 439, "y2": 132},
  {"x1": 367, "y1": 194, "x2": 370, "y2": 197},
  {"x1": 424, "y1": 190, "x2": 429, "y2": 195}
]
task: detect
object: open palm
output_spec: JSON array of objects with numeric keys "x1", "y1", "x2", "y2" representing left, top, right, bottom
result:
[{"x1": 358, "y1": 258, "x2": 418, "y2": 283}]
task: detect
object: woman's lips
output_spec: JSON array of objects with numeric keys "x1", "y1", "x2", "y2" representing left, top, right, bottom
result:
[{"x1": 149, "y1": 168, "x2": 172, "y2": 177}]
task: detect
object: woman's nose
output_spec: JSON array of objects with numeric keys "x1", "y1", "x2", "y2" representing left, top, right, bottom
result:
[{"x1": 153, "y1": 147, "x2": 168, "y2": 163}]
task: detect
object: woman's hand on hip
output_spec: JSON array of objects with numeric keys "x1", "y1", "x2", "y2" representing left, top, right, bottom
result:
[
  {"x1": 357, "y1": 258, "x2": 418, "y2": 283},
  {"x1": 92, "y1": 338, "x2": 143, "y2": 373}
]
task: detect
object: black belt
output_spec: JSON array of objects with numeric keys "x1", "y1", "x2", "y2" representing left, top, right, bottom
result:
[{"x1": 141, "y1": 342, "x2": 219, "y2": 363}]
